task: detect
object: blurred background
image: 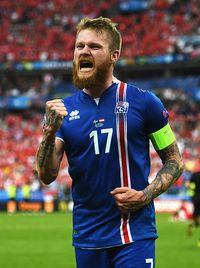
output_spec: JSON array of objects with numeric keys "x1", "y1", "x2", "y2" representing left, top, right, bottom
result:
[{"x1": 0, "y1": 0, "x2": 200, "y2": 217}]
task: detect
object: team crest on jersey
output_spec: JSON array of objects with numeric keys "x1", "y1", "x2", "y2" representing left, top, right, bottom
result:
[
  {"x1": 69, "y1": 110, "x2": 80, "y2": 121},
  {"x1": 115, "y1": 101, "x2": 129, "y2": 114}
]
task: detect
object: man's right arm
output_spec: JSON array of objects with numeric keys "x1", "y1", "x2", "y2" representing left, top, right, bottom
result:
[
  {"x1": 36, "y1": 99, "x2": 67, "y2": 184},
  {"x1": 36, "y1": 133, "x2": 64, "y2": 184}
]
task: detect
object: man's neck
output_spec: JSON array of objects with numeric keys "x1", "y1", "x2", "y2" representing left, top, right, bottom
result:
[{"x1": 83, "y1": 76, "x2": 118, "y2": 98}]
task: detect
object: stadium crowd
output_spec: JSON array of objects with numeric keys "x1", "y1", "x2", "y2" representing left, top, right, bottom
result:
[
  {"x1": 0, "y1": 0, "x2": 199, "y2": 62},
  {"x1": 0, "y1": 109, "x2": 72, "y2": 201}
]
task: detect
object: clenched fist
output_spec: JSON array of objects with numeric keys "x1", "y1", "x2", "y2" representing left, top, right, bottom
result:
[{"x1": 44, "y1": 99, "x2": 68, "y2": 134}]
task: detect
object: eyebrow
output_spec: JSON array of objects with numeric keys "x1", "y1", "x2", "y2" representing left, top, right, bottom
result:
[{"x1": 76, "y1": 41, "x2": 103, "y2": 47}]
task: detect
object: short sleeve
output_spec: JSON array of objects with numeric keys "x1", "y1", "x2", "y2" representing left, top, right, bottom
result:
[
  {"x1": 56, "y1": 127, "x2": 65, "y2": 143},
  {"x1": 145, "y1": 91, "x2": 169, "y2": 134}
]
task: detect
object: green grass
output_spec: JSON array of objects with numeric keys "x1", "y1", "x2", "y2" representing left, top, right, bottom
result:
[
  {"x1": 156, "y1": 214, "x2": 200, "y2": 268},
  {"x1": 0, "y1": 212, "x2": 75, "y2": 268},
  {"x1": 0, "y1": 212, "x2": 199, "y2": 268}
]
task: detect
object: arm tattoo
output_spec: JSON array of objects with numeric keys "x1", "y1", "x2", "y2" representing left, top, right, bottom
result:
[
  {"x1": 143, "y1": 142, "x2": 184, "y2": 202},
  {"x1": 46, "y1": 110, "x2": 62, "y2": 131},
  {"x1": 158, "y1": 142, "x2": 182, "y2": 164},
  {"x1": 37, "y1": 109, "x2": 60, "y2": 168},
  {"x1": 47, "y1": 110, "x2": 56, "y2": 125},
  {"x1": 36, "y1": 136, "x2": 55, "y2": 168}
]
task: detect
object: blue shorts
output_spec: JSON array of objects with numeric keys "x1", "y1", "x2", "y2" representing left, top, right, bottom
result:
[{"x1": 75, "y1": 239, "x2": 155, "y2": 268}]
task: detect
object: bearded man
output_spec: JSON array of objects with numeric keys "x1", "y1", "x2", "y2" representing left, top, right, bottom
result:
[{"x1": 36, "y1": 17, "x2": 183, "y2": 268}]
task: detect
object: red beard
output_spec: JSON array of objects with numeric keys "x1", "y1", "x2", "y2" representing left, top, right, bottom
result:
[{"x1": 73, "y1": 59, "x2": 112, "y2": 90}]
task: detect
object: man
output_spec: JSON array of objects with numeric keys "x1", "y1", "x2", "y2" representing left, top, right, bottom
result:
[
  {"x1": 187, "y1": 170, "x2": 200, "y2": 247},
  {"x1": 36, "y1": 17, "x2": 183, "y2": 268}
]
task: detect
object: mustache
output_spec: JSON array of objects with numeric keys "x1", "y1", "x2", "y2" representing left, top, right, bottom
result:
[
  {"x1": 79, "y1": 55, "x2": 92, "y2": 60},
  {"x1": 78, "y1": 56, "x2": 94, "y2": 64}
]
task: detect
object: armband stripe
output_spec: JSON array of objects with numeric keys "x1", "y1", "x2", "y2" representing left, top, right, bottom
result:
[{"x1": 149, "y1": 123, "x2": 176, "y2": 150}]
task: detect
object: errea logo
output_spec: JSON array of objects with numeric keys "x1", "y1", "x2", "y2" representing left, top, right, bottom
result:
[{"x1": 69, "y1": 110, "x2": 80, "y2": 121}]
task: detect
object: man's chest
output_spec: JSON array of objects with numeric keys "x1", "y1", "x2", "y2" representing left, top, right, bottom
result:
[{"x1": 61, "y1": 97, "x2": 145, "y2": 154}]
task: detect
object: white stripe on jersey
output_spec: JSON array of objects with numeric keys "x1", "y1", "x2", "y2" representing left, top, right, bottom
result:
[{"x1": 116, "y1": 82, "x2": 133, "y2": 244}]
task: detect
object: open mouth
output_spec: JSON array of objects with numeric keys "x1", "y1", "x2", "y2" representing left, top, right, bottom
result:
[{"x1": 79, "y1": 60, "x2": 94, "y2": 72}]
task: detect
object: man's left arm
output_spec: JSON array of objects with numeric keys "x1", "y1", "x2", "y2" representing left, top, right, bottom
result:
[
  {"x1": 111, "y1": 141, "x2": 184, "y2": 213},
  {"x1": 143, "y1": 140, "x2": 184, "y2": 202}
]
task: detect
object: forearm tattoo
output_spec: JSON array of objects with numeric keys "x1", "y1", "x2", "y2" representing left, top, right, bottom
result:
[
  {"x1": 36, "y1": 136, "x2": 55, "y2": 168},
  {"x1": 143, "y1": 142, "x2": 183, "y2": 202},
  {"x1": 37, "y1": 110, "x2": 59, "y2": 168},
  {"x1": 46, "y1": 109, "x2": 62, "y2": 131}
]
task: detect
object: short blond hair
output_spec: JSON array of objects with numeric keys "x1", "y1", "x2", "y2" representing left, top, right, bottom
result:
[{"x1": 76, "y1": 17, "x2": 122, "y2": 52}]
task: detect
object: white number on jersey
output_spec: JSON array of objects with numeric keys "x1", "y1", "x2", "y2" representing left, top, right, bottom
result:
[
  {"x1": 89, "y1": 128, "x2": 113, "y2": 155},
  {"x1": 146, "y1": 258, "x2": 154, "y2": 268}
]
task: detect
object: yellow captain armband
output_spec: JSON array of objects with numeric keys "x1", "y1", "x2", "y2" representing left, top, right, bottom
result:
[{"x1": 149, "y1": 123, "x2": 176, "y2": 150}]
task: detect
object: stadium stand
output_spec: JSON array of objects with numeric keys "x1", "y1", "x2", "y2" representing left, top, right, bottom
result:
[{"x1": 0, "y1": 0, "x2": 199, "y2": 62}]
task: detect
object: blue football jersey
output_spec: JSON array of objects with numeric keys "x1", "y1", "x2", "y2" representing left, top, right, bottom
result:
[{"x1": 56, "y1": 81, "x2": 169, "y2": 249}]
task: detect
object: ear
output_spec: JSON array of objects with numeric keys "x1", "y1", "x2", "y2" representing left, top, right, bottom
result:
[{"x1": 111, "y1": 50, "x2": 120, "y2": 64}]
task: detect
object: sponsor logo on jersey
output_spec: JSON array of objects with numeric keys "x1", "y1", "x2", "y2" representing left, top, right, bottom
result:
[
  {"x1": 115, "y1": 101, "x2": 129, "y2": 114},
  {"x1": 69, "y1": 110, "x2": 80, "y2": 121}
]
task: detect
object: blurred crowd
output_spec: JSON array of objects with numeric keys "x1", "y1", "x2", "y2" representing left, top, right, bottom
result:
[
  {"x1": 0, "y1": 110, "x2": 72, "y2": 201},
  {"x1": 0, "y1": 0, "x2": 199, "y2": 62},
  {"x1": 0, "y1": 72, "x2": 58, "y2": 97}
]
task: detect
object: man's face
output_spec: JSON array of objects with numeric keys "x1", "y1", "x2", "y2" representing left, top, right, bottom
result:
[{"x1": 73, "y1": 29, "x2": 113, "y2": 90}]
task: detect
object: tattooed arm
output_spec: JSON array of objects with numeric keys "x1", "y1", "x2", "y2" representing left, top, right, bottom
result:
[
  {"x1": 110, "y1": 141, "x2": 184, "y2": 213},
  {"x1": 142, "y1": 141, "x2": 184, "y2": 202},
  {"x1": 36, "y1": 132, "x2": 64, "y2": 184},
  {"x1": 36, "y1": 99, "x2": 67, "y2": 184}
]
